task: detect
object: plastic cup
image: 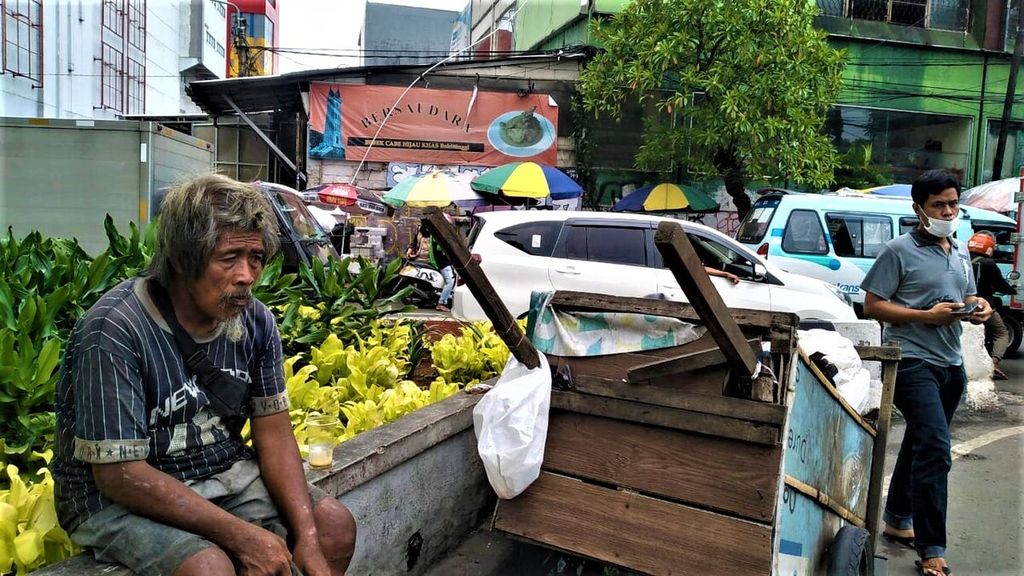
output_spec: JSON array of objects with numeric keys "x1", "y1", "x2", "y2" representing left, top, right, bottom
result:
[{"x1": 305, "y1": 415, "x2": 339, "y2": 470}]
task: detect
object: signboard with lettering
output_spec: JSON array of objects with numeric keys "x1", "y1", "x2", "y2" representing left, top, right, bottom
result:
[{"x1": 308, "y1": 83, "x2": 558, "y2": 166}]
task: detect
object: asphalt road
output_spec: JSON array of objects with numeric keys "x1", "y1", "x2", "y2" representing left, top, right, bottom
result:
[{"x1": 876, "y1": 354, "x2": 1024, "y2": 576}]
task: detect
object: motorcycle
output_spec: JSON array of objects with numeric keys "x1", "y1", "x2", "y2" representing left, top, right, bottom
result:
[{"x1": 393, "y1": 260, "x2": 446, "y2": 308}]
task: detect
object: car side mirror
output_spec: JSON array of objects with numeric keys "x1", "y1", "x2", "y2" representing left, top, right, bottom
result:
[
  {"x1": 753, "y1": 263, "x2": 767, "y2": 280},
  {"x1": 1009, "y1": 270, "x2": 1020, "y2": 282}
]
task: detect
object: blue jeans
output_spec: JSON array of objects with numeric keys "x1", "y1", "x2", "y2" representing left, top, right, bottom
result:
[
  {"x1": 883, "y1": 357, "x2": 965, "y2": 560},
  {"x1": 439, "y1": 265, "x2": 455, "y2": 306}
]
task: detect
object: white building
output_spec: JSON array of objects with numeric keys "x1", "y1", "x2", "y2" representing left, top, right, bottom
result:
[{"x1": 1, "y1": 0, "x2": 227, "y2": 119}]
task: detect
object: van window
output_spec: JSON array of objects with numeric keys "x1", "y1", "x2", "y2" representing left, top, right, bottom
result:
[
  {"x1": 494, "y1": 221, "x2": 562, "y2": 257},
  {"x1": 782, "y1": 210, "x2": 828, "y2": 254},
  {"x1": 972, "y1": 222, "x2": 1016, "y2": 265},
  {"x1": 826, "y1": 214, "x2": 892, "y2": 258},
  {"x1": 736, "y1": 198, "x2": 780, "y2": 243},
  {"x1": 564, "y1": 225, "x2": 647, "y2": 266},
  {"x1": 899, "y1": 217, "x2": 918, "y2": 236}
]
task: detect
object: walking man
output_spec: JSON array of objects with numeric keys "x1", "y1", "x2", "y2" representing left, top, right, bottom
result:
[
  {"x1": 53, "y1": 174, "x2": 356, "y2": 575},
  {"x1": 860, "y1": 169, "x2": 991, "y2": 576}
]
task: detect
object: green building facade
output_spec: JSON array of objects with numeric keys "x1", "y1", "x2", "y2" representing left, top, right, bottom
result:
[{"x1": 506, "y1": 0, "x2": 1022, "y2": 192}]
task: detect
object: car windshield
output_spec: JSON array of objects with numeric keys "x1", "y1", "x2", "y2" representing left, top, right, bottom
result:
[
  {"x1": 268, "y1": 188, "x2": 330, "y2": 242},
  {"x1": 736, "y1": 198, "x2": 780, "y2": 243}
]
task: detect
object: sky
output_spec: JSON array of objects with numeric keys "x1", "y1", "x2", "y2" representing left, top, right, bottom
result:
[{"x1": 277, "y1": 0, "x2": 470, "y2": 73}]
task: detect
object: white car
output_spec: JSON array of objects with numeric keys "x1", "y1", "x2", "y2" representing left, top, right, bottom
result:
[{"x1": 452, "y1": 210, "x2": 856, "y2": 322}]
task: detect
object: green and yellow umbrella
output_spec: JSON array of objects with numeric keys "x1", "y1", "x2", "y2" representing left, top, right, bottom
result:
[
  {"x1": 382, "y1": 171, "x2": 487, "y2": 208},
  {"x1": 470, "y1": 161, "x2": 583, "y2": 200},
  {"x1": 611, "y1": 183, "x2": 719, "y2": 213}
]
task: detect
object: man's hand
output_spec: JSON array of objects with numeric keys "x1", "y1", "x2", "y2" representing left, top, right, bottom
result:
[
  {"x1": 228, "y1": 522, "x2": 294, "y2": 576},
  {"x1": 291, "y1": 537, "x2": 332, "y2": 576},
  {"x1": 966, "y1": 297, "x2": 993, "y2": 324},
  {"x1": 925, "y1": 301, "x2": 964, "y2": 326}
]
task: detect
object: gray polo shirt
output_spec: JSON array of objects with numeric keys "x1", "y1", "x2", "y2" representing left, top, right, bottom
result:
[{"x1": 860, "y1": 229, "x2": 976, "y2": 367}]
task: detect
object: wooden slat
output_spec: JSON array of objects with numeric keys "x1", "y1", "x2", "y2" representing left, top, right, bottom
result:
[
  {"x1": 628, "y1": 337, "x2": 760, "y2": 382},
  {"x1": 544, "y1": 412, "x2": 782, "y2": 522},
  {"x1": 865, "y1": 352, "x2": 900, "y2": 576},
  {"x1": 423, "y1": 209, "x2": 539, "y2": 368},
  {"x1": 854, "y1": 344, "x2": 902, "y2": 362},
  {"x1": 572, "y1": 375, "x2": 787, "y2": 426},
  {"x1": 654, "y1": 223, "x2": 759, "y2": 379},
  {"x1": 494, "y1": 472, "x2": 773, "y2": 576},
  {"x1": 551, "y1": 391, "x2": 780, "y2": 445},
  {"x1": 785, "y1": 475, "x2": 865, "y2": 528},
  {"x1": 549, "y1": 290, "x2": 799, "y2": 331}
]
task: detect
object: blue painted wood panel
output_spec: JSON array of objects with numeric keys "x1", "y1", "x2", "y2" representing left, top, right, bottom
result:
[{"x1": 782, "y1": 357, "x2": 875, "y2": 519}]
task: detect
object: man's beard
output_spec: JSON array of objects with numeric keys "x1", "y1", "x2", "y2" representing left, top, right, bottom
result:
[{"x1": 224, "y1": 314, "x2": 245, "y2": 342}]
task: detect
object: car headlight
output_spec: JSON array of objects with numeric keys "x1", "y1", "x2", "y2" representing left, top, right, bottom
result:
[{"x1": 824, "y1": 282, "x2": 853, "y2": 306}]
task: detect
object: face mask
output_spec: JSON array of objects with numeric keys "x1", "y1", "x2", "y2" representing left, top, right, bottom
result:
[{"x1": 919, "y1": 211, "x2": 958, "y2": 238}]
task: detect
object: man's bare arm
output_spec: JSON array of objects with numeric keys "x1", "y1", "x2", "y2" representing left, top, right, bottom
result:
[
  {"x1": 863, "y1": 291, "x2": 962, "y2": 326},
  {"x1": 92, "y1": 460, "x2": 294, "y2": 574},
  {"x1": 251, "y1": 410, "x2": 330, "y2": 576}
]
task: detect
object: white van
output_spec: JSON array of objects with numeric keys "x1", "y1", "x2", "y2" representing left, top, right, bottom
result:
[
  {"x1": 734, "y1": 190, "x2": 1017, "y2": 312},
  {"x1": 452, "y1": 210, "x2": 856, "y2": 322}
]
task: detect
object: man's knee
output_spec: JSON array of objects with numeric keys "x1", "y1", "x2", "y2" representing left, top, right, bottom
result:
[
  {"x1": 173, "y1": 546, "x2": 235, "y2": 576},
  {"x1": 314, "y1": 498, "x2": 357, "y2": 562}
]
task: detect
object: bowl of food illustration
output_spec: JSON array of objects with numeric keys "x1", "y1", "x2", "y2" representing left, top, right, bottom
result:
[{"x1": 487, "y1": 107, "x2": 556, "y2": 157}]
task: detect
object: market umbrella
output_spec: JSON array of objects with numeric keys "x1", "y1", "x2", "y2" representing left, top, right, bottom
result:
[
  {"x1": 858, "y1": 184, "x2": 912, "y2": 198},
  {"x1": 962, "y1": 176, "x2": 1021, "y2": 213},
  {"x1": 471, "y1": 161, "x2": 583, "y2": 201},
  {"x1": 302, "y1": 182, "x2": 359, "y2": 206},
  {"x1": 611, "y1": 183, "x2": 719, "y2": 213},
  {"x1": 382, "y1": 171, "x2": 487, "y2": 208}
]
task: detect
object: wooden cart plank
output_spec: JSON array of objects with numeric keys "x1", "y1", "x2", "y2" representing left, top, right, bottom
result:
[
  {"x1": 544, "y1": 412, "x2": 782, "y2": 522},
  {"x1": 551, "y1": 392, "x2": 780, "y2": 445},
  {"x1": 494, "y1": 472, "x2": 773, "y2": 576},
  {"x1": 548, "y1": 290, "x2": 798, "y2": 331},
  {"x1": 628, "y1": 338, "x2": 761, "y2": 382},
  {"x1": 571, "y1": 375, "x2": 787, "y2": 426}
]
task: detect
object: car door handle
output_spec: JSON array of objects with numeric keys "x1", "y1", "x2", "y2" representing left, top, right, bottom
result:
[{"x1": 554, "y1": 267, "x2": 581, "y2": 275}]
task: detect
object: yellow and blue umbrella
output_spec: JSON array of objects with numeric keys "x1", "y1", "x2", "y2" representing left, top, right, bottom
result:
[
  {"x1": 470, "y1": 161, "x2": 583, "y2": 200},
  {"x1": 612, "y1": 183, "x2": 719, "y2": 213},
  {"x1": 382, "y1": 171, "x2": 486, "y2": 208}
]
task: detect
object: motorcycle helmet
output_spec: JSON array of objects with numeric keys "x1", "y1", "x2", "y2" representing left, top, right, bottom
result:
[{"x1": 967, "y1": 231, "x2": 996, "y2": 257}]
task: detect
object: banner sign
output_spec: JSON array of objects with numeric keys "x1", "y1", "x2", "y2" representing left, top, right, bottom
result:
[{"x1": 309, "y1": 83, "x2": 558, "y2": 166}]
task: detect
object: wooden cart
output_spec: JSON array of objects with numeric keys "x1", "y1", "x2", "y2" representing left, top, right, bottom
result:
[{"x1": 424, "y1": 210, "x2": 901, "y2": 576}]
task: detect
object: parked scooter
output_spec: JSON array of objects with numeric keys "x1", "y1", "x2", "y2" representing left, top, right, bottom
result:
[{"x1": 393, "y1": 260, "x2": 445, "y2": 308}]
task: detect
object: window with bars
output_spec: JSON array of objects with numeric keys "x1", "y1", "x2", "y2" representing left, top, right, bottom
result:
[
  {"x1": 99, "y1": 0, "x2": 146, "y2": 113},
  {"x1": 816, "y1": 0, "x2": 969, "y2": 32},
  {"x1": 2, "y1": 0, "x2": 44, "y2": 85}
]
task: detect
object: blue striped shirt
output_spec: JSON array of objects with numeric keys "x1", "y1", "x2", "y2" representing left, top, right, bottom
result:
[{"x1": 53, "y1": 277, "x2": 289, "y2": 533}]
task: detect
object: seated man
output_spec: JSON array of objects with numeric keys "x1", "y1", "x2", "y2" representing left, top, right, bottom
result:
[{"x1": 53, "y1": 174, "x2": 356, "y2": 575}]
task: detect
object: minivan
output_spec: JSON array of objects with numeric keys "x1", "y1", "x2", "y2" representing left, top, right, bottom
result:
[
  {"x1": 735, "y1": 190, "x2": 1017, "y2": 313},
  {"x1": 452, "y1": 211, "x2": 856, "y2": 322}
]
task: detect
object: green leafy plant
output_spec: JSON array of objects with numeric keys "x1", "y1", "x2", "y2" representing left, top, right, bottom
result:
[
  {"x1": 0, "y1": 454, "x2": 79, "y2": 574},
  {"x1": 429, "y1": 322, "x2": 510, "y2": 387}
]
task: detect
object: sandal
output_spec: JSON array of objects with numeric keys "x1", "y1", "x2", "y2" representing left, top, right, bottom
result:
[
  {"x1": 915, "y1": 559, "x2": 953, "y2": 576},
  {"x1": 882, "y1": 531, "x2": 915, "y2": 550}
]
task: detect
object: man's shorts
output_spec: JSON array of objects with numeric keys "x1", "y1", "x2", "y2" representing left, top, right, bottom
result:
[{"x1": 70, "y1": 458, "x2": 330, "y2": 576}]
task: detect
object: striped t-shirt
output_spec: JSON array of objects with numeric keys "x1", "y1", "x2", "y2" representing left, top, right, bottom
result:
[{"x1": 53, "y1": 277, "x2": 289, "y2": 533}]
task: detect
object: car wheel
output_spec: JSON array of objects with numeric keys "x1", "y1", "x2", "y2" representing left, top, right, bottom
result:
[
  {"x1": 1002, "y1": 311, "x2": 1021, "y2": 359},
  {"x1": 827, "y1": 525, "x2": 869, "y2": 576}
]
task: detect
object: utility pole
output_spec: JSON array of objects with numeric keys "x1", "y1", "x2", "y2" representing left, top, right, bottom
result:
[
  {"x1": 993, "y1": 0, "x2": 1023, "y2": 180},
  {"x1": 232, "y1": 12, "x2": 250, "y2": 77}
]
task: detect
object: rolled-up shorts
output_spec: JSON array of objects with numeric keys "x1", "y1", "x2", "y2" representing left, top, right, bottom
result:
[{"x1": 70, "y1": 458, "x2": 330, "y2": 576}]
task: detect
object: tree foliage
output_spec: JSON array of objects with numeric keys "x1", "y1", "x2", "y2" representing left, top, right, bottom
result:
[{"x1": 578, "y1": 0, "x2": 845, "y2": 217}]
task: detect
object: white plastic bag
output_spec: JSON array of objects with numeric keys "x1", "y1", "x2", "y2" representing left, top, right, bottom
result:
[
  {"x1": 472, "y1": 353, "x2": 551, "y2": 499},
  {"x1": 798, "y1": 329, "x2": 875, "y2": 414}
]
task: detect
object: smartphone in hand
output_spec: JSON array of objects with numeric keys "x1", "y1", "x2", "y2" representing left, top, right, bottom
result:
[{"x1": 951, "y1": 301, "x2": 980, "y2": 316}]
